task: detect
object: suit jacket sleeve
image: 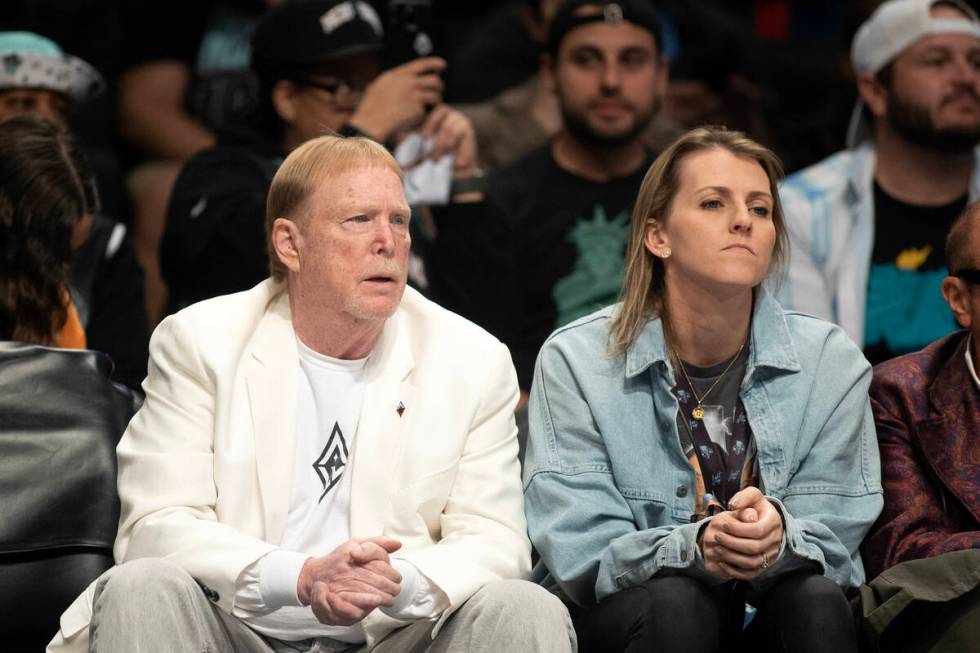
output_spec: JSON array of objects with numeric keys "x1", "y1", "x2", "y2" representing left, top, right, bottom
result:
[
  {"x1": 394, "y1": 340, "x2": 530, "y2": 621},
  {"x1": 863, "y1": 380, "x2": 980, "y2": 580},
  {"x1": 113, "y1": 313, "x2": 277, "y2": 613}
]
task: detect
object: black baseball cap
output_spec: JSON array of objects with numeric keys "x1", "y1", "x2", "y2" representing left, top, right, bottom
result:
[
  {"x1": 251, "y1": 0, "x2": 385, "y2": 78},
  {"x1": 547, "y1": 0, "x2": 663, "y2": 56}
]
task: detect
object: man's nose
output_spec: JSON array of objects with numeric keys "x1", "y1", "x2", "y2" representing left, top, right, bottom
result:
[
  {"x1": 600, "y1": 62, "x2": 623, "y2": 90},
  {"x1": 373, "y1": 221, "x2": 396, "y2": 254}
]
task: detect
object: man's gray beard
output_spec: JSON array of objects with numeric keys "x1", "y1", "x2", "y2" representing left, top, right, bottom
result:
[
  {"x1": 887, "y1": 92, "x2": 980, "y2": 154},
  {"x1": 560, "y1": 98, "x2": 659, "y2": 150}
]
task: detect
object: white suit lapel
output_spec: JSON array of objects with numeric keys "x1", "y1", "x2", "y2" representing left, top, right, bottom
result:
[
  {"x1": 244, "y1": 291, "x2": 299, "y2": 545},
  {"x1": 349, "y1": 310, "x2": 416, "y2": 537}
]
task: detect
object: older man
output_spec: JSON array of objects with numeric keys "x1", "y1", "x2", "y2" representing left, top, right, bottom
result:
[
  {"x1": 861, "y1": 204, "x2": 980, "y2": 651},
  {"x1": 48, "y1": 136, "x2": 574, "y2": 652}
]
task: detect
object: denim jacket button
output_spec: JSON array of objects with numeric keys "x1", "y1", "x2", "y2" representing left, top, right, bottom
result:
[
  {"x1": 680, "y1": 549, "x2": 688, "y2": 562},
  {"x1": 675, "y1": 485, "x2": 688, "y2": 498}
]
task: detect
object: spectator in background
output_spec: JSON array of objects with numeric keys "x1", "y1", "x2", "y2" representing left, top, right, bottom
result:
[
  {"x1": 457, "y1": 0, "x2": 682, "y2": 171},
  {"x1": 486, "y1": 0, "x2": 668, "y2": 394},
  {"x1": 0, "y1": 32, "x2": 148, "y2": 391},
  {"x1": 778, "y1": 0, "x2": 980, "y2": 364},
  {"x1": 162, "y1": 0, "x2": 483, "y2": 317},
  {"x1": 117, "y1": 0, "x2": 284, "y2": 325},
  {"x1": 860, "y1": 204, "x2": 980, "y2": 652}
]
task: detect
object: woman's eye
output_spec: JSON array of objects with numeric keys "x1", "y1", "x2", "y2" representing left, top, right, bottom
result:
[
  {"x1": 700, "y1": 199, "x2": 722, "y2": 209},
  {"x1": 751, "y1": 206, "x2": 771, "y2": 218}
]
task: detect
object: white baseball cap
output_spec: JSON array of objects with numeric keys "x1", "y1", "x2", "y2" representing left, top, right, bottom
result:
[{"x1": 846, "y1": 0, "x2": 980, "y2": 146}]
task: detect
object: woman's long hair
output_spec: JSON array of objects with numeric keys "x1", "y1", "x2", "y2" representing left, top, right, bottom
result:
[
  {"x1": 608, "y1": 126, "x2": 789, "y2": 355},
  {"x1": 0, "y1": 117, "x2": 96, "y2": 344}
]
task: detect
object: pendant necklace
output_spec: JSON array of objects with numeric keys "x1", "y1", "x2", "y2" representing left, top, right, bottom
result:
[{"x1": 673, "y1": 342, "x2": 745, "y2": 420}]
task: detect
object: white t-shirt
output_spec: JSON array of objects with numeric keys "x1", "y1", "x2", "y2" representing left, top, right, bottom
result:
[{"x1": 233, "y1": 338, "x2": 445, "y2": 642}]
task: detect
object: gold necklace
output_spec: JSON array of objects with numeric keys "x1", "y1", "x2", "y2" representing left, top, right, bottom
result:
[{"x1": 673, "y1": 342, "x2": 745, "y2": 420}]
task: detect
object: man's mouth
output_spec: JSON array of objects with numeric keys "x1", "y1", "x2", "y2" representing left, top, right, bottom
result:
[
  {"x1": 592, "y1": 101, "x2": 630, "y2": 117},
  {"x1": 944, "y1": 91, "x2": 980, "y2": 110}
]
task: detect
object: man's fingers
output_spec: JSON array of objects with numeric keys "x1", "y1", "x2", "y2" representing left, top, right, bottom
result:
[
  {"x1": 351, "y1": 540, "x2": 395, "y2": 564},
  {"x1": 420, "y1": 104, "x2": 450, "y2": 138},
  {"x1": 350, "y1": 567, "x2": 401, "y2": 597},
  {"x1": 324, "y1": 591, "x2": 373, "y2": 624},
  {"x1": 338, "y1": 588, "x2": 396, "y2": 608},
  {"x1": 360, "y1": 559, "x2": 403, "y2": 584},
  {"x1": 400, "y1": 56, "x2": 447, "y2": 74},
  {"x1": 353, "y1": 536, "x2": 402, "y2": 557}
]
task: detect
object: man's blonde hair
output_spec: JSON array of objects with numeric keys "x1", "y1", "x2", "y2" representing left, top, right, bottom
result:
[
  {"x1": 608, "y1": 126, "x2": 789, "y2": 355},
  {"x1": 266, "y1": 134, "x2": 403, "y2": 281}
]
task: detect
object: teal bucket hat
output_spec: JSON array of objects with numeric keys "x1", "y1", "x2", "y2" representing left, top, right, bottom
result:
[{"x1": 0, "y1": 31, "x2": 104, "y2": 102}]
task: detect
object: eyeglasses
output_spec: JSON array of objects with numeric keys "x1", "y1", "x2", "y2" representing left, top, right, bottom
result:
[
  {"x1": 294, "y1": 77, "x2": 362, "y2": 105},
  {"x1": 954, "y1": 268, "x2": 980, "y2": 285}
]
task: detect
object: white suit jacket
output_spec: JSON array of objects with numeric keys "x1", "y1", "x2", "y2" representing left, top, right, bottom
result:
[{"x1": 50, "y1": 280, "x2": 529, "y2": 651}]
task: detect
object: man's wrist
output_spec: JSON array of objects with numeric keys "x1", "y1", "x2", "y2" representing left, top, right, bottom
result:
[{"x1": 296, "y1": 557, "x2": 314, "y2": 606}]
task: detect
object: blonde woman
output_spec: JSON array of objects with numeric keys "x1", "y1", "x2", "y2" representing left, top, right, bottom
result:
[{"x1": 523, "y1": 126, "x2": 882, "y2": 652}]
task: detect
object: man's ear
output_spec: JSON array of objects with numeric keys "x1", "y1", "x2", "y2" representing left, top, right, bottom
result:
[
  {"x1": 271, "y1": 80, "x2": 299, "y2": 125},
  {"x1": 271, "y1": 217, "x2": 302, "y2": 273},
  {"x1": 643, "y1": 218, "x2": 670, "y2": 257},
  {"x1": 856, "y1": 72, "x2": 888, "y2": 120},
  {"x1": 942, "y1": 276, "x2": 972, "y2": 329}
]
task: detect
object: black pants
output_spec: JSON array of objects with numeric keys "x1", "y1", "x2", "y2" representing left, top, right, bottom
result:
[{"x1": 572, "y1": 572, "x2": 858, "y2": 653}]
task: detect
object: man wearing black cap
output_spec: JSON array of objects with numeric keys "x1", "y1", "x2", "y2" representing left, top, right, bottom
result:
[
  {"x1": 485, "y1": 0, "x2": 668, "y2": 396},
  {"x1": 161, "y1": 0, "x2": 477, "y2": 312}
]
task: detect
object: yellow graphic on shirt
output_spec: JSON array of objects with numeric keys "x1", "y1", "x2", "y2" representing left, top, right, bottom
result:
[{"x1": 895, "y1": 245, "x2": 932, "y2": 271}]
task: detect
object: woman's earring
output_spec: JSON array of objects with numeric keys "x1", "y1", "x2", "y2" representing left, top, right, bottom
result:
[{"x1": 660, "y1": 247, "x2": 671, "y2": 258}]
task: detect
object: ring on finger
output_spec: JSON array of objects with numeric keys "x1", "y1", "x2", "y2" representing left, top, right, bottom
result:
[{"x1": 761, "y1": 551, "x2": 770, "y2": 569}]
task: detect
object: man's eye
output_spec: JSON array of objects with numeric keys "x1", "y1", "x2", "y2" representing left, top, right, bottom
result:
[
  {"x1": 571, "y1": 53, "x2": 601, "y2": 68},
  {"x1": 621, "y1": 52, "x2": 651, "y2": 68}
]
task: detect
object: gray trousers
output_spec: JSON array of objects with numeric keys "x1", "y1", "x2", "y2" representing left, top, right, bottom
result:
[{"x1": 88, "y1": 559, "x2": 576, "y2": 652}]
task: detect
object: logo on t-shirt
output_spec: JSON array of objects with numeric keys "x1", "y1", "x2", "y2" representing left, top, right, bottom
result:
[
  {"x1": 313, "y1": 422, "x2": 349, "y2": 502},
  {"x1": 552, "y1": 204, "x2": 629, "y2": 327}
]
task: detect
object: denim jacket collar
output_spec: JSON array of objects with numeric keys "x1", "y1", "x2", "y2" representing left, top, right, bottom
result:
[{"x1": 624, "y1": 288, "x2": 801, "y2": 380}]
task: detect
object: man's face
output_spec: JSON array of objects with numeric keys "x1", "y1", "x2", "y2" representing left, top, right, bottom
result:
[
  {"x1": 0, "y1": 88, "x2": 69, "y2": 127},
  {"x1": 291, "y1": 165, "x2": 411, "y2": 330},
  {"x1": 286, "y1": 52, "x2": 382, "y2": 142},
  {"x1": 551, "y1": 17, "x2": 667, "y2": 148},
  {"x1": 946, "y1": 219, "x2": 980, "y2": 337},
  {"x1": 883, "y1": 6, "x2": 980, "y2": 152}
]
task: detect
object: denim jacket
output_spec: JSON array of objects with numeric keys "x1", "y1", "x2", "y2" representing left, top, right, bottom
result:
[
  {"x1": 523, "y1": 289, "x2": 883, "y2": 607},
  {"x1": 775, "y1": 143, "x2": 980, "y2": 347}
]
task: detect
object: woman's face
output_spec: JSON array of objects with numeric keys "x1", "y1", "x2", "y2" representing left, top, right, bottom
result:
[{"x1": 645, "y1": 147, "x2": 776, "y2": 294}]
